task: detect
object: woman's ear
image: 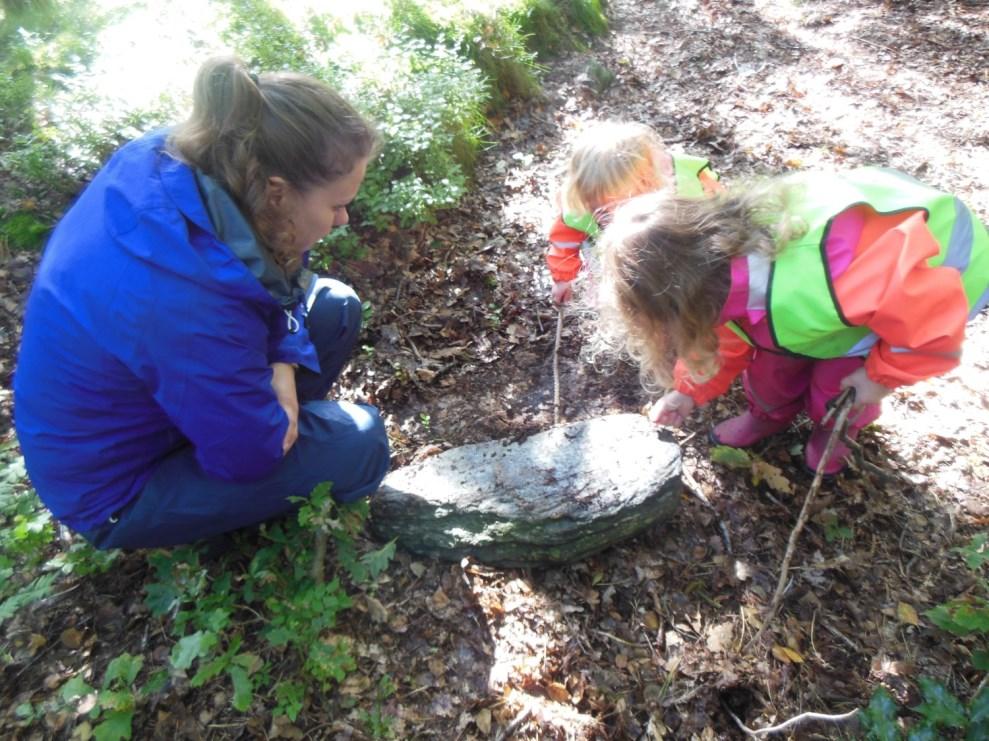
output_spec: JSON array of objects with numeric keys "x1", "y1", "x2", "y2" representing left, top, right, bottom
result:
[{"x1": 266, "y1": 176, "x2": 289, "y2": 208}]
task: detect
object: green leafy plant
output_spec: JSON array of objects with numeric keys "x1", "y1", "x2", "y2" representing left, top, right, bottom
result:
[
  {"x1": 818, "y1": 509, "x2": 854, "y2": 544},
  {"x1": 862, "y1": 533, "x2": 989, "y2": 739},
  {"x1": 0, "y1": 443, "x2": 119, "y2": 627},
  {"x1": 61, "y1": 652, "x2": 145, "y2": 741},
  {"x1": 926, "y1": 533, "x2": 989, "y2": 670},
  {"x1": 359, "y1": 674, "x2": 398, "y2": 738},
  {"x1": 861, "y1": 682, "x2": 989, "y2": 740},
  {"x1": 0, "y1": 445, "x2": 56, "y2": 621},
  {"x1": 133, "y1": 482, "x2": 396, "y2": 729}
]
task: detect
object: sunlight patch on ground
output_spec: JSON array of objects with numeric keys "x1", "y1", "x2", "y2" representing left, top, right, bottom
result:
[{"x1": 748, "y1": 0, "x2": 989, "y2": 215}]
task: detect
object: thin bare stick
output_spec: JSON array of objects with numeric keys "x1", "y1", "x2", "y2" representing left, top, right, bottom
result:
[
  {"x1": 312, "y1": 531, "x2": 327, "y2": 584},
  {"x1": 552, "y1": 307, "x2": 564, "y2": 426},
  {"x1": 682, "y1": 468, "x2": 732, "y2": 554},
  {"x1": 744, "y1": 390, "x2": 855, "y2": 651},
  {"x1": 725, "y1": 704, "x2": 859, "y2": 737},
  {"x1": 495, "y1": 705, "x2": 533, "y2": 741}
]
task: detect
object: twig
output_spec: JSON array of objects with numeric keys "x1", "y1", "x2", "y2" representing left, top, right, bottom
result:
[
  {"x1": 592, "y1": 628, "x2": 644, "y2": 646},
  {"x1": 552, "y1": 306, "x2": 564, "y2": 426},
  {"x1": 312, "y1": 530, "x2": 327, "y2": 584},
  {"x1": 663, "y1": 683, "x2": 706, "y2": 707},
  {"x1": 725, "y1": 704, "x2": 859, "y2": 737},
  {"x1": 851, "y1": 35, "x2": 894, "y2": 53},
  {"x1": 840, "y1": 431, "x2": 916, "y2": 487},
  {"x1": 819, "y1": 618, "x2": 862, "y2": 653},
  {"x1": 495, "y1": 705, "x2": 533, "y2": 741},
  {"x1": 745, "y1": 389, "x2": 855, "y2": 651},
  {"x1": 682, "y1": 468, "x2": 732, "y2": 554},
  {"x1": 973, "y1": 671, "x2": 989, "y2": 700}
]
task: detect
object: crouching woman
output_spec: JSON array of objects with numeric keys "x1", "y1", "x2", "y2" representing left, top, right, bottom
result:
[{"x1": 14, "y1": 57, "x2": 390, "y2": 549}]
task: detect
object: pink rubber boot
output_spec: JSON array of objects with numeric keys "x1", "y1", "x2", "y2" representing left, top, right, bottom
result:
[
  {"x1": 710, "y1": 411, "x2": 793, "y2": 448},
  {"x1": 804, "y1": 424, "x2": 857, "y2": 475}
]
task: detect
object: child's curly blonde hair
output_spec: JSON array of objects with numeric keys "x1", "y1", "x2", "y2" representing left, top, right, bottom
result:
[
  {"x1": 560, "y1": 121, "x2": 670, "y2": 216},
  {"x1": 591, "y1": 178, "x2": 806, "y2": 390}
]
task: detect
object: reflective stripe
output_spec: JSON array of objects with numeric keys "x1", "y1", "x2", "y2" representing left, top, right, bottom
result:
[
  {"x1": 550, "y1": 241, "x2": 585, "y2": 249},
  {"x1": 746, "y1": 254, "x2": 771, "y2": 313},
  {"x1": 845, "y1": 332, "x2": 879, "y2": 357},
  {"x1": 889, "y1": 346, "x2": 961, "y2": 359},
  {"x1": 944, "y1": 198, "x2": 973, "y2": 271},
  {"x1": 971, "y1": 284, "x2": 989, "y2": 319}
]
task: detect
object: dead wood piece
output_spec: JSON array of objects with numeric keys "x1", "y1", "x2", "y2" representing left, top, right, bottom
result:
[
  {"x1": 745, "y1": 390, "x2": 855, "y2": 651},
  {"x1": 725, "y1": 704, "x2": 860, "y2": 738},
  {"x1": 552, "y1": 306, "x2": 563, "y2": 426}
]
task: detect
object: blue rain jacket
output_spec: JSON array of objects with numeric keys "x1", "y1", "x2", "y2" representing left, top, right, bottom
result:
[{"x1": 14, "y1": 129, "x2": 320, "y2": 532}]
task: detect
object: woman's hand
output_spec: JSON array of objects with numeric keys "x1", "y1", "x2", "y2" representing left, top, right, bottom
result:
[
  {"x1": 552, "y1": 280, "x2": 574, "y2": 305},
  {"x1": 270, "y1": 362, "x2": 299, "y2": 454},
  {"x1": 648, "y1": 390, "x2": 696, "y2": 427},
  {"x1": 840, "y1": 367, "x2": 893, "y2": 408}
]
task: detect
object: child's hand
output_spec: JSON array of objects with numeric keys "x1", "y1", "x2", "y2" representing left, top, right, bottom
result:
[
  {"x1": 552, "y1": 280, "x2": 574, "y2": 305},
  {"x1": 649, "y1": 391, "x2": 695, "y2": 427},
  {"x1": 840, "y1": 367, "x2": 892, "y2": 408}
]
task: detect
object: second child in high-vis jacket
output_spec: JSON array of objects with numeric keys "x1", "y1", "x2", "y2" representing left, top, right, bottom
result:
[
  {"x1": 594, "y1": 167, "x2": 989, "y2": 474},
  {"x1": 546, "y1": 121, "x2": 723, "y2": 304}
]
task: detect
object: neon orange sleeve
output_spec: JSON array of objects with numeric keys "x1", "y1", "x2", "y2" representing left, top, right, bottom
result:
[
  {"x1": 834, "y1": 211, "x2": 968, "y2": 388},
  {"x1": 547, "y1": 216, "x2": 588, "y2": 282},
  {"x1": 673, "y1": 325, "x2": 753, "y2": 405},
  {"x1": 698, "y1": 169, "x2": 725, "y2": 195}
]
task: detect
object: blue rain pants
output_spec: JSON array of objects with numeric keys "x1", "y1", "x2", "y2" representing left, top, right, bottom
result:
[{"x1": 80, "y1": 278, "x2": 390, "y2": 550}]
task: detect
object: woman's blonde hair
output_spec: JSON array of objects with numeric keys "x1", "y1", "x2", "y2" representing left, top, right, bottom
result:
[
  {"x1": 591, "y1": 178, "x2": 805, "y2": 390},
  {"x1": 560, "y1": 121, "x2": 669, "y2": 216},
  {"x1": 168, "y1": 56, "x2": 379, "y2": 266}
]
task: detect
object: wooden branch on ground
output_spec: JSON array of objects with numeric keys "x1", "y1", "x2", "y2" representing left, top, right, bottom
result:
[
  {"x1": 724, "y1": 703, "x2": 859, "y2": 737},
  {"x1": 744, "y1": 389, "x2": 855, "y2": 652},
  {"x1": 553, "y1": 306, "x2": 563, "y2": 426},
  {"x1": 312, "y1": 530, "x2": 327, "y2": 584},
  {"x1": 682, "y1": 467, "x2": 733, "y2": 554},
  {"x1": 495, "y1": 706, "x2": 533, "y2": 741}
]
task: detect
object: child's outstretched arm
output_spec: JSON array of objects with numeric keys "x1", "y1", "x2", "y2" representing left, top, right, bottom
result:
[
  {"x1": 651, "y1": 326, "x2": 753, "y2": 427},
  {"x1": 546, "y1": 217, "x2": 588, "y2": 304}
]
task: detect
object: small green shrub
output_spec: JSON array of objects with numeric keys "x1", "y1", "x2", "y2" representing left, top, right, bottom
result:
[
  {"x1": 0, "y1": 210, "x2": 49, "y2": 250},
  {"x1": 220, "y1": 0, "x2": 319, "y2": 74},
  {"x1": 0, "y1": 444, "x2": 55, "y2": 621},
  {"x1": 332, "y1": 35, "x2": 487, "y2": 232},
  {"x1": 61, "y1": 652, "x2": 146, "y2": 741},
  {"x1": 388, "y1": 0, "x2": 540, "y2": 110},
  {"x1": 0, "y1": 442, "x2": 120, "y2": 624},
  {"x1": 561, "y1": 0, "x2": 608, "y2": 37},
  {"x1": 861, "y1": 682, "x2": 989, "y2": 740},
  {"x1": 127, "y1": 483, "x2": 396, "y2": 734},
  {"x1": 861, "y1": 533, "x2": 989, "y2": 739},
  {"x1": 927, "y1": 533, "x2": 989, "y2": 669}
]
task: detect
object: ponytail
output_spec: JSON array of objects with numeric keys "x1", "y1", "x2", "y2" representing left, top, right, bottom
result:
[{"x1": 168, "y1": 56, "x2": 379, "y2": 261}]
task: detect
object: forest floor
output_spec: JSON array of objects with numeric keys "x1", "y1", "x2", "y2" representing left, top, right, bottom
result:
[{"x1": 3, "y1": 0, "x2": 989, "y2": 739}]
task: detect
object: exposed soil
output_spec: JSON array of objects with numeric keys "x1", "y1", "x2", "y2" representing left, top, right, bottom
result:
[{"x1": 3, "y1": 0, "x2": 989, "y2": 738}]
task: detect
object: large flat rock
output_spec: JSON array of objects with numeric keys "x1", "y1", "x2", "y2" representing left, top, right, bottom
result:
[{"x1": 370, "y1": 414, "x2": 681, "y2": 567}]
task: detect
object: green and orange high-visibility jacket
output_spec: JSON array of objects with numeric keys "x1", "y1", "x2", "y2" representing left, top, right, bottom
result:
[
  {"x1": 674, "y1": 167, "x2": 989, "y2": 405},
  {"x1": 546, "y1": 153, "x2": 721, "y2": 283}
]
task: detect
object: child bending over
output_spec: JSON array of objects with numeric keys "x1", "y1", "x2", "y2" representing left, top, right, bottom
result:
[
  {"x1": 546, "y1": 120, "x2": 722, "y2": 305},
  {"x1": 595, "y1": 167, "x2": 989, "y2": 474}
]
